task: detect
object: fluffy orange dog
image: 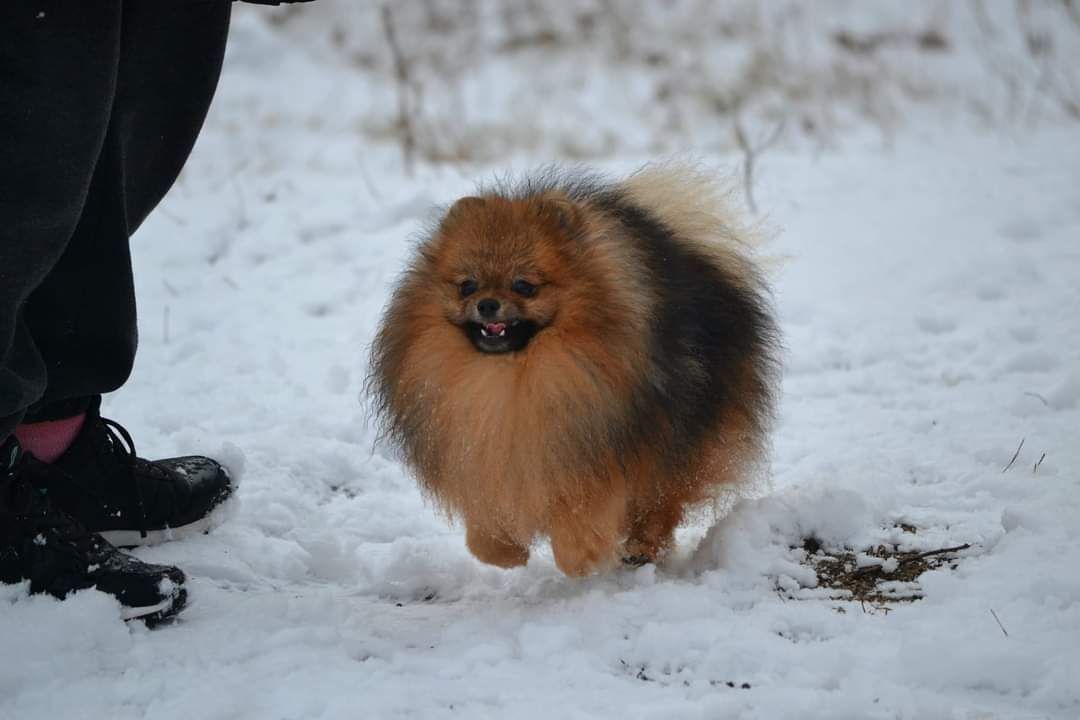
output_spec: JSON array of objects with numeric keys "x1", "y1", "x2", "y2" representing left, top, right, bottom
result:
[{"x1": 369, "y1": 165, "x2": 778, "y2": 576}]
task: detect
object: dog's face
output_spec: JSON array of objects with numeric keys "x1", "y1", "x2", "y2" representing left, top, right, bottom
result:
[{"x1": 425, "y1": 195, "x2": 579, "y2": 354}]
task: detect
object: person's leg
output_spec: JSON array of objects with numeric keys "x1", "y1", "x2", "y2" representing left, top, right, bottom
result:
[
  {"x1": 23, "y1": 0, "x2": 232, "y2": 423},
  {"x1": 0, "y1": 2, "x2": 123, "y2": 442},
  {"x1": 10, "y1": 1, "x2": 237, "y2": 548},
  {"x1": 1, "y1": 0, "x2": 233, "y2": 623},
  {"x1": 0, "y1": 5, "x2": 188, "y2": 623}
]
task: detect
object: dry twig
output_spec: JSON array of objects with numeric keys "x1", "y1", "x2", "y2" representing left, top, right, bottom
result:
[
  {"x1": 989, "y1": 608, "x2": 1009, "y2": 637},
  {"x1": 851, "y1": 543, "x2": 971, "y2": 577},
  {"x1": 1001, "y1": 437, "x2": 1025, "y2": 473},
  {"x1": 913, "y1": 543, "x2": 971, "y2": 560},
  {"x1": 734, "y1": 116, "x2": 785, "y2": 214},
  {"x1": 1023, "y1": 391, "x2": 1049, "y2": 406}
]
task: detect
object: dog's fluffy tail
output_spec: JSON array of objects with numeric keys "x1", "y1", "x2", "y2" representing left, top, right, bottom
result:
[{"x1": 616, "y1": 163, "x2": 762, "y2": 259}]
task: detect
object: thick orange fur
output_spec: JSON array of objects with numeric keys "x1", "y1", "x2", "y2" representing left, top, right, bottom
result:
[{"x1": 369, "y1": 166, "x2": 778, "y2": 576}]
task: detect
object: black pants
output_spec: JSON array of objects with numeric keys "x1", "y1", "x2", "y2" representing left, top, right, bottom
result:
[{"x1": 0, "y1": 2, "x2": 231, "y2": 441}]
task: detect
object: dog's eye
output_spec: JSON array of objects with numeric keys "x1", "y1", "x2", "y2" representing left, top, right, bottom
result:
[
  {"x1": 459, "y1": 279, "x2": 478, "y2": 298},
  {"x1": 511, "y1": 279, "x2": 536, "y2": 297}
]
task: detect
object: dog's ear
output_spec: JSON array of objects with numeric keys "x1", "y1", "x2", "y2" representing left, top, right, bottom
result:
[
  {"x1": 535, "y1": 194, "x2": 584, "y2": 240},
  {"x1": 441, "y1": 196, "x2": 486, "y2": 230}
]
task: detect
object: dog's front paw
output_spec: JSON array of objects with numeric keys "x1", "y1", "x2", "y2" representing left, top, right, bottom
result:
[
  {"x1": 466, "y1": 526, "x2": 529, "y2": 569},
  {"x1": 550, "y1": 529, "x2": 619, "y2": 577}
]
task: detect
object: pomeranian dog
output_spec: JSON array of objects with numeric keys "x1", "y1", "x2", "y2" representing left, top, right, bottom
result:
[{"x1": 369, "y1": 165, "x2": 778, "y2": 576}]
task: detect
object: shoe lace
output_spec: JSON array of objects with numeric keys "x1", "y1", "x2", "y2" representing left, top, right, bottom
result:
[{"x1": 99, "y1": 418, "x2": 149, "y2": 539}]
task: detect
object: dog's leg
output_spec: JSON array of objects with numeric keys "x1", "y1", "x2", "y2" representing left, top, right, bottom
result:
[
  {"x1": 548, "y1": 492, "x2": 624, "y2": 577},
  {"x1": 623, "y1": 496, "x2": 684, "y2": 565},
  {"x1": 465, "y1": 524, "x2": 530, "y2": 569}
]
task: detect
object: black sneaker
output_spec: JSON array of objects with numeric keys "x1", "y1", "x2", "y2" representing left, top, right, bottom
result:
[
  {"x1": 23, "y1": 397, "x2": 235, "y2": 547},
  {"x1": 1, "y1": 436, "x2": 187, "y2": 625}
]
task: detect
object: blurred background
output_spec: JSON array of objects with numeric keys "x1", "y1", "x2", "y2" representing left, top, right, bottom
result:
[{"x1": 226, "y1": 0, "x2": 1080, "y2": 172}]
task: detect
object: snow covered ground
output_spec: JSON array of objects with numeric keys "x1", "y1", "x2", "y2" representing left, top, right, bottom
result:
[{"x1": 3, "y1": 4, "x2": 1080, "y2": 719}]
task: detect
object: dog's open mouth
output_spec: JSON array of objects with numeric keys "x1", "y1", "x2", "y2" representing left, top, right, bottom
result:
[
  {"x1": 480, "y1": 322, "x2": 507, "y2": 339},
  {"x1": 466, "y1": 319, "x2": 539, "y2": 353}
]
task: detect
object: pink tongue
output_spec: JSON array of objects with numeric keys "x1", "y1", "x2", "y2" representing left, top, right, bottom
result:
[{"x1": 485, "y1": 322, "x2": 506, "y2": 335}]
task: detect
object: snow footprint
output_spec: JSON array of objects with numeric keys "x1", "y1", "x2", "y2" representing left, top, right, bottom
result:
[
  {"x1": 975, "y1": 284, "x2": 1006, "y2": 302},
  {"x1": 1048, "y1": 371, "x2": 1080, "y2": 410},
  {"x1": 1003, "y1": 351, "x2": 1058, "y2": 374},
  {"x1": 1008, "y1": 326, "x2": 1038, "y2": 344},
  {"x1": 916, "y1": 316, "x2": 956, "y2": 335},
  {"x1": 997, "y1": 217, "x2": 1044, "y2": 244}
]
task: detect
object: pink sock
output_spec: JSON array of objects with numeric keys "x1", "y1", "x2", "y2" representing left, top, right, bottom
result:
[{"x1": 14, "y1": 413, "x2": 86, "y2": 464}]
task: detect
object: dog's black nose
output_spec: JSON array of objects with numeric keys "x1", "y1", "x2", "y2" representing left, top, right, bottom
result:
[{"x1": 477, "y1": 298, "x2": 500, "y2": 318}]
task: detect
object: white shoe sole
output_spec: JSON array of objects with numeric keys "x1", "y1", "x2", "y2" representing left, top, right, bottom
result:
[
  {"x1": 98, "y1": 497, "x2": 236, "y2": 548},
  {"x1": 119, "y1": 596, "x2": 176, "y2": 621}
]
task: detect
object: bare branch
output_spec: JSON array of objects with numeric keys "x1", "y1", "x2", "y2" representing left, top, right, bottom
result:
[
  {"x1": 381, "y1": 4, "x2": 417, "y2": 175},
  {"x1": 734, "y1": 116, "x2": 785, "y2": 214}
]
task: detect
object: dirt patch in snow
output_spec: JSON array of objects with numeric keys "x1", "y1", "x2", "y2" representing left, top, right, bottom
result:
[{"x1": 798, "y1": 530, "x2": 972, "y2": 606}]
